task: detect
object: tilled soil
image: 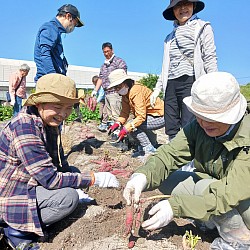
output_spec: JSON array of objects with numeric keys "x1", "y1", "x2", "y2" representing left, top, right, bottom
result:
[{"x1": 1, "y1": 120, "x2": 218, "y2": 250}]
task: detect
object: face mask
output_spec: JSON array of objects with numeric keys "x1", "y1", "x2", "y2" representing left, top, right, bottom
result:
[{"x1": 118, "y1": 86, "x2": 129, "y2": 95}]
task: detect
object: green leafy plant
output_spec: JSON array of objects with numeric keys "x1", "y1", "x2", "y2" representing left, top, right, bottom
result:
[
  {"x1": 66, "y1": 106, "x2": 100, "y2": 124},
  {"x1": 80, "y1": 106, "x2": 100, "y2": 122},
  {"x1": 138, "y1": 74, "x2": 159, "y2": 91},
  {"x1": 183, "y1": 230, "x2": 201, "y2": 250},
  {"x1": 240, "y1": 83, "x2": 250, "y2": 101},
  {"x1": 0, "y1": 105, "x2": 13, "y2": 121}
]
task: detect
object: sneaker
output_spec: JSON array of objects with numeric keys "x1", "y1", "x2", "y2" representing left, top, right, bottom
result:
[
  {"x1": 98, "y1": 123, "x2": 108, "y2": 132},
  {"x1": 131, "y1": 145, "x2": 144, "y2": 158},
  {"x1": 210, "y1": 237, "x2": 250, "y2": 250},
  {"x1": 133, "y1": 144, "x2": 156, "y2": 162}
]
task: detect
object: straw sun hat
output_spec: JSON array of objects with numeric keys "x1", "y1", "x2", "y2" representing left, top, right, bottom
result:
[
  {"x1": 23, "y1": 73, "x2": 79, "y2": 106},
  {"x1": 183, "y1": 72, "x2": 247, "y2": 124},
  {"x1": 107, "y1": 69, "x2": 132, "y2": 89}
]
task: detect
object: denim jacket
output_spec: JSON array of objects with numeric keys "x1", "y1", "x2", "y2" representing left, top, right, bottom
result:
[{"x1": 34, "y1": 18, "x2": 68, "y2": 82}]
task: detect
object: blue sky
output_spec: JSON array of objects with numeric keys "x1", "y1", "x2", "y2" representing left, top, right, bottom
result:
[{"x1": 1, "y1": 0, "x2": 250, "y2": 84}]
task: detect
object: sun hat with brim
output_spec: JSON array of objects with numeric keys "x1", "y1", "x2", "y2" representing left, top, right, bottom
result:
[
  {"x1": 57, "y1": 4, "x2": 84, "y2": 27},
  {"x1": 183, "y1": 72, "x2": 247, "y2": 124},
  {"x1": 23, "y1": 73, "x2": 79, "y2": 106},
  {"x1": 107, "y1": 69, "x2": 132, "y2": 89},
  {"x1": 163, "y1": 0, "x2": 205, "y2": 21}
]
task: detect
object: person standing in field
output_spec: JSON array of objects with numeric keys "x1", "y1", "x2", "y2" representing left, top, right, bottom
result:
[
  {"x1": 150, "y1": 0, "x2": 217, "y2": 141},
  {"x1": 34, "y1": 4, "x2": 84, "y2": 82},
  {"x1": 91, "y1": 42, "x2": 127, "y2": 133},
  {"x1": 9, "y1": 63, "x2": 30, "y2": 116},
  {"x1": 92, "y1": 75, "x2": 109, "y2": 132}
]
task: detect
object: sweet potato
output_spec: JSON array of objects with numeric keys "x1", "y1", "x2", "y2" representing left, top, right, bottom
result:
[{"x1": 124, "y1": 205, "x2": 134, "y2": 237}]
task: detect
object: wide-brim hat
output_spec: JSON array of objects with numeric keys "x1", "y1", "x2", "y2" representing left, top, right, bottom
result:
[
  {"x1": 23, "y1": 73, "x2": 79, "y2": 106},
  {"x1": 108, "y1": 69, "x2": 132, "y2": 89},
  {"x1": 163, "y1": 0, "x2": 205, "y2": 21},
  {"x1": 183, "y1": 72, "x2": 247, "y2": 124},
  {"x1": 58, "y1": 4, "x2": 84, "y2": 27}
]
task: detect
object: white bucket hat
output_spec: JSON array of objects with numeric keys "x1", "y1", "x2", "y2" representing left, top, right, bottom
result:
[
  {"x1": 183, "y1": 72, "x2": 247, "y2": 124},
  {"x1": 108, "y1": 69, "x2": 131, "y2": 89}
]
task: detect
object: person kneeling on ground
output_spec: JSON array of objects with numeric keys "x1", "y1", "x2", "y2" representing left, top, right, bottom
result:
[
  {"x1": 123, "y1": 72, "x2": 250, "y2": 249},
  {"x1": 0, "y1": 74, "x2": 119, "y2": 250},
  {"x1": 108, "y1": 69, "x2": 165, "y2": 161}
]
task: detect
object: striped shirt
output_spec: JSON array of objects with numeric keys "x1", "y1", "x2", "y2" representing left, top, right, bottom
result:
[
  {"x1": 168, "y1": 17, "x2": 197, "y2": 79},
  {"x1": 0, "y1": 106, "x2": 93, "y2": 236}
]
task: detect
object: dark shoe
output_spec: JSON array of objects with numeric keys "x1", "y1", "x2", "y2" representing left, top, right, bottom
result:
[
  {"x1": 3, "y1": 227, "x2": 39, "y2": 250},
  {"x1": 110, "y1": 133, "x2": 119, "y2": 142},
  {"x1": 73, "y1": 117, "x2": 82, "y2": 123},
  {"x1": 98, "y1": 123, "x2": 108, "y2": 132}
]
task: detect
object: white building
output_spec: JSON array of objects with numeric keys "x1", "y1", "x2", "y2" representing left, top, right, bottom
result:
[{"x1": 0, "y1": 58, "x2": 147, "y2": 101}]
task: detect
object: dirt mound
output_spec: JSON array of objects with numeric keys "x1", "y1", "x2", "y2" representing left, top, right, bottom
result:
[{"x1": 1, "y1": 120, "x2": 218, "y2": 250}]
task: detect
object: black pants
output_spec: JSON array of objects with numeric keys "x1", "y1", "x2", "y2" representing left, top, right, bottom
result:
[{"x1": 164, "y1": 75, "x2": 195, "y2": 137}]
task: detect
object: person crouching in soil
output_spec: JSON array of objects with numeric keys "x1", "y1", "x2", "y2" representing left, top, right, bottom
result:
[
  {"x1": 123, "y1": 72, "x2": 250, "y2": 249},
  {"x1": 108, "y1": 69, "x2": 165, "y2": 162},
  {"x1": 0, "y1": 73, "x2": 119, "y2": 250}
]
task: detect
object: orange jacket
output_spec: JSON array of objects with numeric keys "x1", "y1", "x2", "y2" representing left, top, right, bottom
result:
[{"x1": 117, "y1": 82, "x2": 164, "y2": 132}]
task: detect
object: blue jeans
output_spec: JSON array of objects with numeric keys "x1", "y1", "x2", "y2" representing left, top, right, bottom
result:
[{"x1": 13, "y1": 95, "x2": 22, "y2": 116}]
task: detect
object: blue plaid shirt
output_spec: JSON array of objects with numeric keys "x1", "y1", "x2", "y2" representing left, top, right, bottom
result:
[{"x1": 0, "y1": 106, "x2": 93, "y2": 236}]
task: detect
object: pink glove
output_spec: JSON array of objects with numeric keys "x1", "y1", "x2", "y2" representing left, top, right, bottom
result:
[
  {"x1": 118, "y1": 127, "x2": 128, "y2": 141},
  {"x1": 108, "y1": 122, "x2": 120, "y2": 135}
]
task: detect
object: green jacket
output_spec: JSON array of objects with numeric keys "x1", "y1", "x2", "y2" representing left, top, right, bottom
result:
[{"x1": 136, "y1": 113, "x2": 250, "y2": 221}]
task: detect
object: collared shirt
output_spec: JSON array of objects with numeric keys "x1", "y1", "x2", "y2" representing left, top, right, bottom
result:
[
  {"x1": 99, "y1": 55, "x2": 127, "y2": 93},
  {"x1": 9, "y1": 70, "x2": 27, "y2": 99},
  {"x1": 34, "y1": 17, "x2": 67, "y2": 82},
  {"x1": 0, "y1": 106, "x2": 93, "y2": 236}
]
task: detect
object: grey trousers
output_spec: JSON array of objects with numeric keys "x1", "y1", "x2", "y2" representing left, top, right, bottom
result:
[
  {"x1": 36, "y1": 186, "x2": 79, "y2": 226},
  {"x1": 159, "y1": 171, "x2": 250, "y2": 230}
]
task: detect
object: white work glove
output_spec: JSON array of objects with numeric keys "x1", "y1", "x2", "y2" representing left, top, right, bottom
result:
[
  {"x1": 91, "y1": 90, "x2": 97, "y2": 97},
  {"x1": 123, "y1": 173, "x2": 147, "y2": 206},
  {"x1": 142, "y1": 199, "x2": 173, "y2": 230},
  {"x1": 10, "y1": 99, "x2": 15, "y2": 106},
  {"x1": 150, "y1": 89, "x2": 161, "y2": 108},
  {"x1": 76, "y1": 189, "x2": 95, "y2": 203},
  {"x1": 94, "y1": 172, "x2": 119, "y2": 188},
  {"x1": 10, "y1": 95, "x2": 16, "y2": 106}
]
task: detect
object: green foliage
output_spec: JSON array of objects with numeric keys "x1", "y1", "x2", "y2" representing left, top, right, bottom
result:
[
  {"x1": 80, "y1": 106, "x2": 100, "y2": 122},
  {"x1": 66, "y1": 106, "x2": 100, "y2": 124},
  {"x1": 183, "y1": 230, "x2": 201, "y2": 250},
  {"x1": 0, "y1": 105, "x2": 13, "y2": 121},
  {"x1": 138, "y1": 74, "x2": 159, "y2": 91},
  {"x1": 240, "y1": 83, "x2": 250, "y2": 101}
]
